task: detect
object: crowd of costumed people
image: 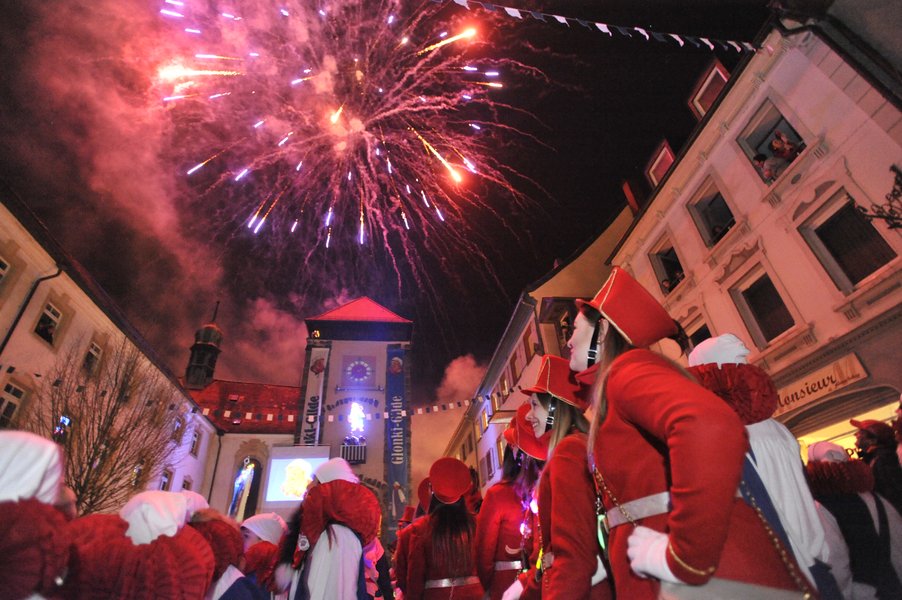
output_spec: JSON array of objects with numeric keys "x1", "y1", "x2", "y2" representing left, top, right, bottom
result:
[{"x1": 4, "y1": 268, "x2": 902, "y2": 600}]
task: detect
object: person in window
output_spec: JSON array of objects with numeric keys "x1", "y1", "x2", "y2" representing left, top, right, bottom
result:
[
  {"x1": 769, "y1": 130, "x2": 798, "y2": 161},
  {"x1": 504, "y1": 355, "x2": 611, "y2": 600},
  {"x1": 581, "y1": 266, "x2": 812, "y2": 599},
  {"x1": 754, "y1": 152, "x2": 788, "y2": 183}
]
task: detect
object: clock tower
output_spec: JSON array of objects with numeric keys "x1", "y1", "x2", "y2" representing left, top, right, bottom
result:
[{"x1": 298, "y1": 297, "x2": 413, "y2": 541}]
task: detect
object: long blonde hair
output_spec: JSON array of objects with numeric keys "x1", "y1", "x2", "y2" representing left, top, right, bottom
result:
[{"x1": 535, "y1": 393, "x2": 589, "y2": 459}]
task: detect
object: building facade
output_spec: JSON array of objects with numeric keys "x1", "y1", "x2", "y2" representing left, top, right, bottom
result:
[
  {"x1": 0, "y1": 196, "x2": 214, "y2": 500},
  {"x1": 608, "y1": 20, "x2": 901, "y2": 453},
  {"x1": 192, "y1": 297, "x2": 414, "y2": 541}
]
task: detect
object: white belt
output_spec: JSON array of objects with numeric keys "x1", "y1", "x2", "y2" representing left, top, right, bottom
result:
[
  {"x1": 424, "y1": 576, "x2": 481, "y2": 589},
  {"x1": 494, "y1": 560, "x2": 522, "y2": 571},
  {"x1": 605, "y1": 491, "x2": 671, "y2": 530}
]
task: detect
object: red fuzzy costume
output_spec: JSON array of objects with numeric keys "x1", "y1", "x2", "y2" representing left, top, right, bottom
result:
[
  {"x1": 244, "y1": 540, "x2": 279, "y2": 589},
  {"x1": 474, "y1": 480, "x2": 527, "y2": 599},
  {"x1": 593, "y1": 349, "x2": 803, "y2": 598},
  {"x1": 0, "y1": 499, "x2": 70, "y2": 600},
  {"x1": 520, "y1": 433, "x2": 612, "y2": 600},
  {"x1": 189, "y1": 518, "x2": 243, "y2": 581},
  {"x1": 64, "y1": 513, "x2": 215, "y2": 600},
  {"x1": 805, "y1": 459, "x2": 875, "y2": 497},
  {"x1": 292, "y1": 479, "x2": 382, "y2": 567},
  {"x1": 687, "y1": 362, "x2": 779, "y2": 425}
]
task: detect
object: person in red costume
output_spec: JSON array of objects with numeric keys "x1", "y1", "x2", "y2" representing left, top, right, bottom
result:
[
  {"x1": 402, "y1": 457, "x2": 483, "y2": 600},
  {"x1": 394, "y1": 477, "x2": 432, "y2": 598},
  {"x1": 503, "y1": 354, "x2": 612, "y2": 600},
  {"x1": 580, "y1": 266, "x2": 813, "y2": 598},
  {"x1": 510, "y1": 402, "x2": 548, "y2": 600},
  {"x1": 476, "y1": 413, "x2": 541, "y2": 599}
]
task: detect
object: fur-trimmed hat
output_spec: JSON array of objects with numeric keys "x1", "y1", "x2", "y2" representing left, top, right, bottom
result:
[
  {"x1": 241, "y1": 512, "x2": 287, "y2": 546},
  {"x1": 521, "y1": 354, "x2": 586, "y2": 412},
  {"x1": 188, "y1": 517, "x2": 242, "y2": 580},
  {"x1": 314, "y1": 457, "x2": 359, "y2": 484},
  {"x1": 576, "y1": 266, "x2": 677, "y2": 348},
  {"x1": 429, "y1": 457, "x2": 472, "y2": 504}
]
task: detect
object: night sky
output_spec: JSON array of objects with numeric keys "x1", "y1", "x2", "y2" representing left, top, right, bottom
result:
[{"x1": 0, "y1": 0, "x2": 771, "y2": 401}]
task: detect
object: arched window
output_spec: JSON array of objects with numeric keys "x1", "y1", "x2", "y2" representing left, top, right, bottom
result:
[{"x1": 228, "y1": 456, "x2": 263, "y2": 521}]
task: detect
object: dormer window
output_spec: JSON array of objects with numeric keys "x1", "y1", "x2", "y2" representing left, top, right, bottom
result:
[
  {"x1": 688, "y1": 59, "x2": 729, "y2": 120},
  {"x1": 645, "y1": 140, "x2": 675, "y2": 188}
]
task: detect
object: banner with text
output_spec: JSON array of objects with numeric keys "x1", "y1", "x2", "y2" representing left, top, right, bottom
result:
[
  {"x1": 300, "y1": 346, "x2": 331, "y2": 445},
  {"x1": 384, "y1": 347, "x2": 410, "y2": 542}
]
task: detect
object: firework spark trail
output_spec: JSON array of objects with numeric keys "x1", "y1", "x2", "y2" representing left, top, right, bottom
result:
[{"x1": 156, "y1": 0, "x2": 542, "y2": 328}]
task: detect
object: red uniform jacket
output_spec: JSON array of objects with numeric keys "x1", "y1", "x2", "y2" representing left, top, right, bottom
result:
[
  {"x1": 522, "y1": 433, "x2": 612, "y2": 600},
  {"x1": 394, "y1": 522, "x2": 413, "y2": 595},
  {"x1": 474, "y1": 480, "x2": 526, "y2": 599},
  {"x1": 594, "y1": 349, "x2": 801, "y2": 598},
  {"x1": 402, "y1": 514, "x2": 484, "y2": 600}
]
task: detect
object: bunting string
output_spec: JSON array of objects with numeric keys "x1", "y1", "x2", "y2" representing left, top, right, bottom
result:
[{"x1": 433, "y1": 0, "x2": 756, "y2": 52}]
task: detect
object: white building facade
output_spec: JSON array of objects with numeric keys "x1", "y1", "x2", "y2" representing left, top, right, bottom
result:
[{"x1": 0, "y1": 196, "x2": 215, "y2": 499}]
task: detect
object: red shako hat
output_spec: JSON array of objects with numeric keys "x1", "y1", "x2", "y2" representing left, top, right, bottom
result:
[
  {"x1": 503, "y1": 416, "x2": 517, "y2": 447},
  {"x1": 429, "y1": 457, "x2": 472, "y2": 504},
  {"x1": 416, "y1": 477, "x2": 431, "y2": 511},
  {"x1": 399, "y1": 505, "x2": 417, "y2": 526},
  {"x1": 576, "y1": 266, "x2": 677, "y2": 348},
  {"x1": 514, "y1": 403, "x2": 550, "y2": 461},
  {"x1": 521, "y1": 354, "x2": 586, "y2": 412}
]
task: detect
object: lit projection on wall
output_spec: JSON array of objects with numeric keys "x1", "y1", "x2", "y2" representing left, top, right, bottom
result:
[
  {"x1": 349, "y1": 402, "x2": 365, "y2": 433},
  {"x1": 228, "y1": 459, "x2": 256, "y2": 519}
]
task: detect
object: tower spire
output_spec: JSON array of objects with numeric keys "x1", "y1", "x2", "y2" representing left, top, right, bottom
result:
[{"x1": 211, "y1": 300, "x2": 220, "y2": 323}]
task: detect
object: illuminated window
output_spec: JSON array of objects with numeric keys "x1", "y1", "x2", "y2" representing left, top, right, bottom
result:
[
  {"x1": 190, "y1": 430, "x2": 201, "y2": 457},
  {"x1": 688, "y1": 60, "x2": 729, "y2": 119},
  {"x1": 645, "y1": 140, "x2": 675, "y2": 188},
  {"x1": 160, "y1": 469, "x2": 173, "y2": 491}
]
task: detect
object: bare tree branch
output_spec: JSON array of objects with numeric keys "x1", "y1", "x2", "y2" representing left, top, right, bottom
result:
[{"x1": 23, "y1": 336, "x2": 190, "y2": 514}]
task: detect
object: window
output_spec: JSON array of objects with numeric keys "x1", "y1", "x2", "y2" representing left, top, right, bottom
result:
[
  {"x1": 731, "y1": 272, "x2": 795, "y2": 347},
  {"x1": 160, "y1": 469, "x2": 173, "y2": 491},
  {"x1": 1, "y1": 383, "x2": 25, "y2": 428},
  {"x1": 688, "y1": 60, "x2": 729, "y2": 119},
  {"x1": 522, "y1": 327, "x2": 535, "y2": 361},
  {"x1": 480, "y1": 409, "x2": 489, "y2": 434},
  {"x1": 645, "y1": 140, "x2": 675, "y2": 187},
  {"x1": 34, "y1": 302, "x2": 62, "y2": 345},
  {"x1": 172, "y1": 417, "x2": 185, "y2": 442},
  {"x1": 800, "y1": 190, "x2": 897, "y2": 294},
  {"x1": 0, "y1": 256, "x2": 8, "y2": 284},
  {"x1": 649, "y1": 242, "x2": 685, "y2": 295},
  {"x1": 190, "y1": 430, "x2": 201, "y2": 457},
  {"x1": 689, "y1": 324, "x2": 712, "y2": 348},
  {"x1": 689, "y1": 180, "x2": 735, "y2": 247},
  {"x1": 509, "y1": 354, "x2": 521, "y2": 383},
  {"x1": 181, "y1": 477, "x2": 193, "y2": 491},
  {"x1": 739, "y1": 100, "x2": 804, "y2": 183},
  {"x1": 83, "y1": 341, "x2": 103, "y2": 374}
]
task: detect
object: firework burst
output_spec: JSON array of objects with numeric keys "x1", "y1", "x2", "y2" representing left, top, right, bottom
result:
[{"x1": 155, "y1": 0, "x2": 542, "y2": 311}]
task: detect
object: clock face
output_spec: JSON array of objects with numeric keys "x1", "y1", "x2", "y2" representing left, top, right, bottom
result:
[{"x1": 346, "y1": 359, "x2": 374, "y2": 383}]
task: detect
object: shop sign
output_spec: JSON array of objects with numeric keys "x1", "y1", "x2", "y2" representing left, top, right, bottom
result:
[{"x1": 775, "y1": 353, "x2": 868, "y2": 417}]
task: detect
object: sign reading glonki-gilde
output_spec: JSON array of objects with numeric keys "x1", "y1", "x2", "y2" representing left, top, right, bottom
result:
[
  {"x1": 775, "y1": 353, "x2": 868, "y2": 417},
  {"x1": 301, "y1": 346, "x2": 331, "y2": 445},
  {"x1": 384, "y1": 347, "x2": 409, "y2": 543}
]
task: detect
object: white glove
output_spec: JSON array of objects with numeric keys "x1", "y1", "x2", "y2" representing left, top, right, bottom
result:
[
  {"x1": 590, "y1": 554, "x2": 608, "y2": 585},
  {"x1": 627, "y1": 526, "x2": 682, "y2": 584},
  {"x1": 501, "y1": 578, "x2": 524, "y2": 600}
]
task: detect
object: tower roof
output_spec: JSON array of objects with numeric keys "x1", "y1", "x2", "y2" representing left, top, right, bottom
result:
[{"x1": 307, "y1": 297, "x2": 411, "y2": 324}]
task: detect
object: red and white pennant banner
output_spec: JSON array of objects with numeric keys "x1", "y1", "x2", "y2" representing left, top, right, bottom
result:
[{"x1": 435, "y1": 0, "x2": 756, "y2": 52}]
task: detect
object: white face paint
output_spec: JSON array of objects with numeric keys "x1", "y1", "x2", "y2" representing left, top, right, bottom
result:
[
  {"x1": 525, "y1": 394, "x2": 549, "y2": 439},
  {"x1": 568, "y1": 312, "x2": 608, "y2": 372}
]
